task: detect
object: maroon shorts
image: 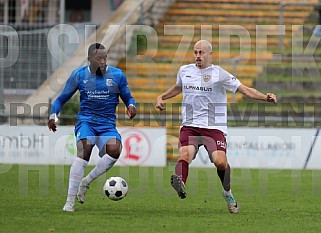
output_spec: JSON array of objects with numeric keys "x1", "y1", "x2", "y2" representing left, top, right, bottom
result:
[{"x1": 179, "y1": 126, "x2": 227, "y2": 156}]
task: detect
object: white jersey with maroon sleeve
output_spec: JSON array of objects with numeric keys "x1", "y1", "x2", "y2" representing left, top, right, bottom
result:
[{"x1": 176, "y1": 64, "x2": 242, "y2": 134}]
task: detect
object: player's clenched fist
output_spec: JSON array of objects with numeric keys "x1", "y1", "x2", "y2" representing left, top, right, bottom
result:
[
  {"x1": 156, "y1": 97, "x2": 166, "y2": 111},
  {"x1": 266, "y1": 93, "x2": 277, "y2": 103},
  {"x1": 48, "y1": 119, "x2": 57, "y2": 132}
]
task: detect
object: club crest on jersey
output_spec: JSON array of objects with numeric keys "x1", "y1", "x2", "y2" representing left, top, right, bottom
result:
[
  {"x1": 202, "y1": 74, "x2": 211, "y2": 82},
  {"x1": 106, "y1": 79, "x2": 112, "y2": 86}
]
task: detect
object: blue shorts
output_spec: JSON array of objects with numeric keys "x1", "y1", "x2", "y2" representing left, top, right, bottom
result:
[{"x1": 74, "y1": 122, "x2": 122, "y2": 152}]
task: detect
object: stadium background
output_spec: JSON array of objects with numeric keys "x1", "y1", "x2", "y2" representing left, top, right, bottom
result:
[
  {"x1": 1, "y1": 0, "x2": 321, "y2": 162},
  {"x1": 1, "y1": 1, "x2": 321, "y2": 232}
]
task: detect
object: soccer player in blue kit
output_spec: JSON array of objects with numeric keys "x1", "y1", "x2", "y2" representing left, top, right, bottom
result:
[{"x1": 48, "y1": 43, "x2": 137, "y2": 212}]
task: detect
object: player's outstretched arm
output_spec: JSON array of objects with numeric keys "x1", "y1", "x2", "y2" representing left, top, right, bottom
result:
[
  {"x1": 47, "y1": 72, "x2": 78, "y2": 133},
  {"x1": 156, "y1": 85, "x2": 182, "y2": 111},
  {"x1": 237, "y1": 84, "x2": 277, "y2": 103}
]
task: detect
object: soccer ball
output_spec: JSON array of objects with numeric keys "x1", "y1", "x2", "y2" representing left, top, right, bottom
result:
[{"x1": 103, "y1": 176, "x2": 128, "y2": 201}]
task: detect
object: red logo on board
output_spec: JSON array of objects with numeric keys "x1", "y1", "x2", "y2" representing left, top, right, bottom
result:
[{"x1": 119, "y1": 129, "x2": 151, "y2": 165}]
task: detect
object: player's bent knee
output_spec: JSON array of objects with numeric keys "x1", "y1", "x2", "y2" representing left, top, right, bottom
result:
[
  {"x1": 106, "y1": 146, "x2": 121, "y2": 159},
  {"x1": 179, "y1": 150, "x2": 190, "y2": 161},
  {"x1": 109, "y1": 152, "x2": 120, "y2": 159},
  {"x1": 104, "y1": 139, "x2": 122, "y2": 159},
  {"x1": 213, "y1": 156, "x2": 227, "y2": 170},
  {"x1": 179, "y1": 145, "x2": 196, "y2": 163},
  {"x1": 211, "y1": 151, "x2": 227, "y2": 170},
  {"x1": 215, "y1": 161, "x2": 227, "y2": 171},
  {"x1": 213, "y1": 157, "x2": 227, "y2": 170},
  {"x1": 77, "y1": 139, "x2": 94, "y2": 161}
]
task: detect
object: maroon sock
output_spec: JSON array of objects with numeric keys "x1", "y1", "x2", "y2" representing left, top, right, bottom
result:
[{"x1": 175, "y1": 160, "x2": 189, "y2": 184}]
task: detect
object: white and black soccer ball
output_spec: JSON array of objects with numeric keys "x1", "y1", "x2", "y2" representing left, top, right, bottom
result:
[{"x1": 103, "y1": 176, "x2": 128, "y2": 201}]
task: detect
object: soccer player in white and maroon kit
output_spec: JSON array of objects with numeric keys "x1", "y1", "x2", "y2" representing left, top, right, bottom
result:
[{"x1": 156, "y1": 40, "x2": 277, "y2": 214}]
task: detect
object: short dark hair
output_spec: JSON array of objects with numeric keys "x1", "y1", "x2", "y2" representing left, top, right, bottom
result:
[{"x1": 88, "y1": 43, "x2": 106, "y2": 56}]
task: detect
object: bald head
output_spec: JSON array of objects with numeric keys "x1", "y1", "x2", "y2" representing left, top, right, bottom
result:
[
  {"x1": 194, "y1": 40, "x2": 212, "y2": 52},
  {"x1": 193, "y1": 40, "x2": 212, "y2": 69}
]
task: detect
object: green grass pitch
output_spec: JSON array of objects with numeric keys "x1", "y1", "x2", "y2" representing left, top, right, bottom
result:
[{"x1": 1, "y1": 164, "x2": 321, "y2": 233}]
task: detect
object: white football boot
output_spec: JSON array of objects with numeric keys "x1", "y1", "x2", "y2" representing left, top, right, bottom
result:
[
  {"x1": 77, "y1": 178, "x2": 89, "y2": 204},
  {"x1": 63, "y1": 202, "x2": 75, "y2": 212}
]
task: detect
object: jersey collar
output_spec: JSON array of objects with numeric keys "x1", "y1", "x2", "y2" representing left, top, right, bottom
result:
[{"x1": 87, "y1": 66, "x2": 109, "y2": 75}]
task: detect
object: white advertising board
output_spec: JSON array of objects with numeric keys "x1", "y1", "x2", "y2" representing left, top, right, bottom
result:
[
  {"x1": 1, "y1": 126, "x2": 320, "y2": 169},
  {"x1": 0, "y1": 126, "x2": 167, "y2": 167}
]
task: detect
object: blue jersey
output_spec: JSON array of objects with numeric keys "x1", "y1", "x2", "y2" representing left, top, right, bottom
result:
[{"x1": 50, "y1": 65, "x2": 136, "y2": 128}]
